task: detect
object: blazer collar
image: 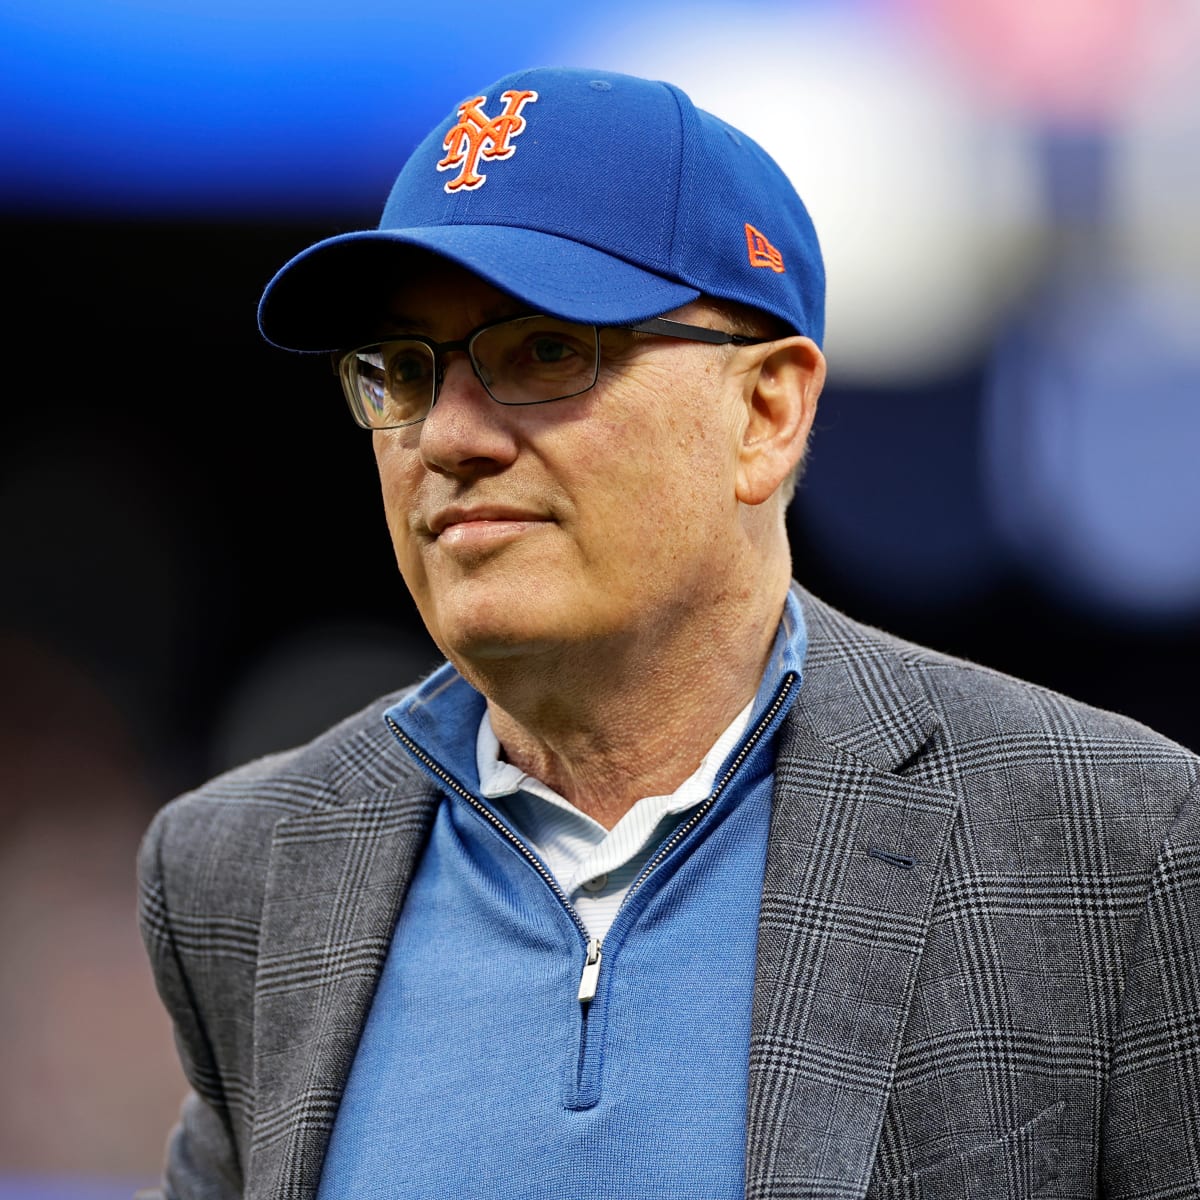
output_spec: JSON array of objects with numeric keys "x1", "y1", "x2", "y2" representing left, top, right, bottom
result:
[
  {"x1": 785, "y1": 583, "x2": 942, "y2": 773},
  {"x1": 246, "y1": 710, "x2": 442, "y2": 1200},
  {"x1": 746, "y1": 585, "x2": 961, "y2": 1199}
]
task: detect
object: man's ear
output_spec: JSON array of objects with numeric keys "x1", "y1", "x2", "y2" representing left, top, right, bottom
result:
[{"x1": 735, "y1": 336, "x2": 824, "y2": 506}]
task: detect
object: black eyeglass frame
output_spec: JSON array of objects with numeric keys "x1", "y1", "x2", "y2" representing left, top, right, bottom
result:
[{"x1": 334, "y1": 314, "x2": 773, "y2": 431}]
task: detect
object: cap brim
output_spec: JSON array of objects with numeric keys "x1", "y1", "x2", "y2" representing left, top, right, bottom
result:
[{"x1": 257, "y1": 226, "x2": 702, "y2": 352}]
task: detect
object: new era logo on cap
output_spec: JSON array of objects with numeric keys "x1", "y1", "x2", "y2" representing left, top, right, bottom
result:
[{"x1": 745, "y1": 224, "x2": 785, "y2": 273}]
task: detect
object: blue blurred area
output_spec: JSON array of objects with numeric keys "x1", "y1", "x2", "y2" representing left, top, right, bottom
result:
[
  {"x1": 0, "y1": 0, "x2": 622, "y2": 216},
  {"x1": 984, "y1": 270, "x2": 1200, "y2": 624},
  {"x1": 0, "y1": 1178, "x2": 149, "y2": 1200},
  {"x1": 791, "y1": 370, "x2": 1005, "y2": 612}
]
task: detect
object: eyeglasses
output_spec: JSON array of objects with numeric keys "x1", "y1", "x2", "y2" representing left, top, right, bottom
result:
[{"x1": 336, "y1": 314, "x2": 770, "y2": 430}]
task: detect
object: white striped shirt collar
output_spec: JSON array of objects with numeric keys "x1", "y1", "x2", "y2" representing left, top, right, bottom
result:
[{"x1": 476, "y1": 699, "x2": 754, "y2": 936}]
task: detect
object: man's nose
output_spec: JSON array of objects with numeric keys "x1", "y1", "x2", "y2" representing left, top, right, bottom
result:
[
  {"x1": 418, "y1": 353, "x2": 518, "y2": 475},
  {"x1": 432, "y1": 348, "x2": 493, "y2": 407}
]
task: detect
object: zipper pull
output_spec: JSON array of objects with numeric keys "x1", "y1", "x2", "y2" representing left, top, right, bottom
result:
[{"x1": 577, "y1": 937, "x2": 603, "y2": 1004}]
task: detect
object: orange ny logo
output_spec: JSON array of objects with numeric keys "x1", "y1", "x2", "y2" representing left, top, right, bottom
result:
[{"x1": 437, "y1": 89, "x2": 539, "y2": 193}]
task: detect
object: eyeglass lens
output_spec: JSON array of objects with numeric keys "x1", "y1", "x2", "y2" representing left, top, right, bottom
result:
[{"x1": 341, "y1": 316, "x2": 602, "y2": 429}]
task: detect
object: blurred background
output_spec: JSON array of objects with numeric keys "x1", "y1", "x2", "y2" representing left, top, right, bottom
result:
[{"x1": 3, "y1": 0, "x2": 1199, "y2": 1194}]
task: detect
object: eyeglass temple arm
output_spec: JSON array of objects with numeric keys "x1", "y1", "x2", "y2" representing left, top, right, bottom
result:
[{"x1": 622, "y1": 317, "x2": 768, "y2": 346}]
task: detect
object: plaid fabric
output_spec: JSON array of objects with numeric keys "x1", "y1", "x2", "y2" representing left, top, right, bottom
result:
[{"x1": 138, "y1": 585, "x2": 1200, "y2": 1200}]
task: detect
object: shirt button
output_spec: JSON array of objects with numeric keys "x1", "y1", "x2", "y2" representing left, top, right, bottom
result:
[{"x1": 581, "y1": 873, "x2": 608, "y2": 892}]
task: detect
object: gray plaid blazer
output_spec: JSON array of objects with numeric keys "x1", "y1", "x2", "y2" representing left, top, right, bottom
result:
[{"x1": 138, "y1": 585, "x2": 1200, "y2": 1199}]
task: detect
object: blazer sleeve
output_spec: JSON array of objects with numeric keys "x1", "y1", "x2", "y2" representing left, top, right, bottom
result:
[
  {"x1": 1101, "y1": 778, "x2": 1200, "y2": 1198},
  {"x1": 137, "y1": 805, "x2": 244, "y2": 1200}
]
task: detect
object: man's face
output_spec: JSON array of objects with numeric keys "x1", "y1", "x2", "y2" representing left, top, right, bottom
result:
[{"x1": 371, "y1": 260, "x2": 757, "y2": 671}]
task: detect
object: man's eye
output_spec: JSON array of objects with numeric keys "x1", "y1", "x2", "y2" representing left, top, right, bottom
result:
[
  {"x1": 386, "y1": 351, "x2": 431, "y2": 385},
  {"x1": 529, "y1": 337, "x2": 577, "y2": 364}
]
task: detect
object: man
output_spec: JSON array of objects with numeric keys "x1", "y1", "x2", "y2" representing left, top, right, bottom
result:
[{"x1": 138, "y1": 66, "x2": 1200, "y2": 1199}]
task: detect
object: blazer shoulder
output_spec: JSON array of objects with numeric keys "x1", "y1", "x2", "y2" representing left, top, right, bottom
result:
[
  {"x1": 139, "y1": 684, "x2": 432, "y2": 890},
  {"x1": 911, "y1": 634, "x2": 1195, "y2": 768},
  {"x1": 795, "y1": 584, "x2": 1200, "y2": 798}
]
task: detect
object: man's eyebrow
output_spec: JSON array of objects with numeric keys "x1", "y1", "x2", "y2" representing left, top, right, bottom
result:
[{"x1": 384, "y1": 311, "x2": 428, "y2": 333}]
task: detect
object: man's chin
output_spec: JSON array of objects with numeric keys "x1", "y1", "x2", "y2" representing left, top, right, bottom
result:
[
  {"x1": 425, "y1": 597, "x2": 567, "y2": 667},
  {"x1": 436, "y1": 631, "x2": 566, "y2": 694}
]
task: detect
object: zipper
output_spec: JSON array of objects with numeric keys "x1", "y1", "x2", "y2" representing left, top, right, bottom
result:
[
  {"x1": 575, "y1": 936, "x2": 604, "y2": 1099},
  {"x1": 577, "y1": 936, "x2": 603, "y2": 1002},
  {"x1": 386, "y1": 716, "x2": 592, "y2": 947},
  {"x1": 623, "y1": 671, "x2": 796, "y2": 901},
  {"x1": 388, "y1": 714, "x2": 605, "y2": 1103},
  {"x1": 387, "y1": 670, "x2": 795, "y2": 1102}
]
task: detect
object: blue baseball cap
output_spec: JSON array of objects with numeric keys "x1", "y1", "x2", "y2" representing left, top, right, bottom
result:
[{"x1": 257, "y1": 66, "x2": 825, "y2": 352}]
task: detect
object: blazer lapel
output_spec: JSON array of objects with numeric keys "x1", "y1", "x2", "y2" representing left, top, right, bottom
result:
[
  {"x1": 746, "y1": 589, "x2": 961, "y2": 1200},
  {"x1": 246, "y1": 779, "x2": 440, "y2": 1200}
]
